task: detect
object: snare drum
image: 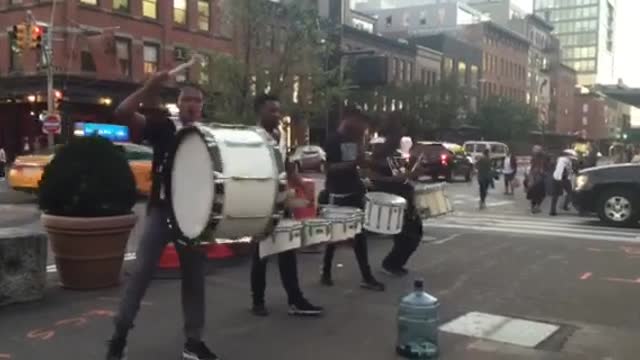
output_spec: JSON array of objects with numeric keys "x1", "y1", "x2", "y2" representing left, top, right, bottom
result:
[
  {"x1": 413, "y1": 183, "x2": 453, "y2": 219},
  {"x1": 302, "y1": 218, "x2": 332, "y2": 247},
  {"x1": 259, "y1": 220, "x2": 303, "y2": 259},
  {"x1": 165, "y1": 123, "x2": 286, "y2": 245},
  {"x1": 363, "y1": 192, "x2": 407, "y2": 235},
  {"x1": 321, "y1": 206, "x2": 363, "y2": 242}
]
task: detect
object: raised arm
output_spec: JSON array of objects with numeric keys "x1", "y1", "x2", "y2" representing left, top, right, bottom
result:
[{"x1": 114, "y1": 71, "x2": 170, "y2": 135}]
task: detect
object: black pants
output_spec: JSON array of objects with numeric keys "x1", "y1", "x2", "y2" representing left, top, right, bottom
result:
[
  {"x1": 251, "y1": 244, "x2": 304, "y2": 306},
  {"x1": 322, "y1": 193, "x2": 374, "y2": 281},
  {"x1": 478, "y1": 178, "x2": 491, "y2": 204},
  {"x1": 377, "y1": 182, "x2": 422, "y2": 271},
  {"x1": 550, "y1": 179, "x2": 572, "y2": 213}
]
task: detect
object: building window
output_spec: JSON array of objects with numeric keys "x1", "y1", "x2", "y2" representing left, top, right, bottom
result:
[
  {"x1": 174, "y1": 0, "x2": 187, "y2": 25},
  {"x1": 400, "y1": 61, "x2": 405, "y2": 81},
  {"x1": 80, "y1": 0, "x2": 98, "y2": 5},
  {"x1": 470, "y1": 65, "x2": 478, "y2": 88},
  {"x1": 143, "y1": 44, "x2": 159, "y2": 75},
  {"x1": 80, "y1": 43, "x2": 96, "y2": 72},
  {"x1": 408, "y1": 62, "x2": 413, "y2": 82},
  {"x1": 115, "y1": 39, "x2": 131, "y2": 77},
  {"x1": 143, "y1": 0, "x2": 157, "y2": 19},
  {"x1": 198, "y1": 0, "x2": 210, "y2": 32},
  {"x1": 443, "y1": 57, "x2": 453, "y2": 77},
  {"x1": 385, "y1": 15, "x2": 392, "y2": 27},
  {"x1": 174, "y1": 47, "x2": 189, "y2": 82},
  {"x1": 582, "y1": 104, "x2": 589, "y2": 113},
  {"x1": 113, "y1": 0, "x2": 129, "y2": 12},
  {"x1": 392, "y1": 58, "x2": 398, "y2": 79},
  {"x1": 199, "y1": 54, "x2": 211, "y2": 85},
  {"x1": 458, "y1": 61, "x2": 466, "y2": 85},
  {"x1": 582, "y1": 116, "x2": 588, "y2": 126}
]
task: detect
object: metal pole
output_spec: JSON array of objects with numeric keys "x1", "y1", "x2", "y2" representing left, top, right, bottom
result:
[{"x1": 46, "y1": 0, "x2": 57, "y2": 149}]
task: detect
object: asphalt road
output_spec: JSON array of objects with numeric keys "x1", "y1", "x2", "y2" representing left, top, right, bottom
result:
[{"x1": 2, "y1": 173, "x2": 640, "y2": 359}]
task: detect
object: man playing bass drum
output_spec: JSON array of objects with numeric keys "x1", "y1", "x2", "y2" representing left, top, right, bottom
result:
[{"x1": 366, "y1": 114, "x2": 424, "y2": 276}]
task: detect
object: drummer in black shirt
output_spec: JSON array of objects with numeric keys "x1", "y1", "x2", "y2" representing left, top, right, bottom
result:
[
  {"x1": 321, "y1": 106, "x2": 385, "y2": 291},
  {"x1": 250, "y1": 94, "x2": 323, "y2": 317},
  {"x1": 367, "y1": 113, "x2": 424, "y2": 276},
  {"x1": 106, "y1": 72, "x2": 218, "y2": 360}
]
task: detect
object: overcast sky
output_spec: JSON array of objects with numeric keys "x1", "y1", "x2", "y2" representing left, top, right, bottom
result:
[{"x1": 513, "y1": 0, "x2": 639, "y2": 87}]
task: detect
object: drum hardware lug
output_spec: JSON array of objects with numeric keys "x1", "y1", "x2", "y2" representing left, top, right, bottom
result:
[{"x1": 230, "y1": 176, "x2": 273, "y2": 181}]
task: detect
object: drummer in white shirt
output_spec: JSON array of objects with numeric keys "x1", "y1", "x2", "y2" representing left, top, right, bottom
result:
[{"x1": 550, "y1": 149, "x2": 576, "y2": 216}]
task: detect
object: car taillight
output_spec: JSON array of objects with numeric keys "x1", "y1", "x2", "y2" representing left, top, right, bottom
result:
[{"x1": 441, "y1": 154, "x2": 448, "y2": 166}]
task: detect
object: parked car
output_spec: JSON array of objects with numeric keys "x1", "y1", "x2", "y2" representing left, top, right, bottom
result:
[
  {"x1": 464, "y1": 141, "x2": 508, "y2": 162},
  {"x1": 573, "y1": 163, "x2": 640, "y2": 227},
  {"x1": 412, "y1": 141, "x2": 473, "y2": 182},
  {"x1": 8, "y1": 142, "x2": 153, "y2": 196},
  {"x1": 289, "y1": 145, "x2": 326, "y2": 173}
]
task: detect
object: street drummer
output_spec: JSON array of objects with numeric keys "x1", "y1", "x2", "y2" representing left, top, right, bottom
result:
[
  {"x1": 366, "y1": 112, "x2": 424, "y2": 276},
  {"x1": 249, "y1": 93, "x2": 323, "y2": 317},
  {"x1": 106, "y1": 72, "x2": 219, "y2": 360},
  {"x1": 320, "y1": 106, "x2": 386, "y2": 291}
]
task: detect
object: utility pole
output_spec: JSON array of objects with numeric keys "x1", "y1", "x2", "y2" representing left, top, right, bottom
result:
[{"x1": 27, "y1": 1, "x2": 57, "y2": 150}]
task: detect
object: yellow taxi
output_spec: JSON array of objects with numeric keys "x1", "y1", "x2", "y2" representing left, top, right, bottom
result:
[{"x1": 8, "y1": 142, "x2": 153, "y2": 196}]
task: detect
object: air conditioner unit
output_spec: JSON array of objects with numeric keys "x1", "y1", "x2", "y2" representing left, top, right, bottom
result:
[{"x1": 174, "y1": 47, "x2": 188, "y2": 61}]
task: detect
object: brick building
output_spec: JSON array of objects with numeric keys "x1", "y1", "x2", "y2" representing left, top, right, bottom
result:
[
  {"x1": 0, "y1": 0, "x2": 233, "y2": 159},
  {"x1": 550, "y1": 63, "x2": 577, "y2": 135},
  {"x1": 459, "y1": 22, "x2": 528, "y2": 103}
]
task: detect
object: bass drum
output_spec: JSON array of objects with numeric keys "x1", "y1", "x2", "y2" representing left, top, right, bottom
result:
[{"x1": 165, "y1": 123, "x2": 286, "y2": 245}]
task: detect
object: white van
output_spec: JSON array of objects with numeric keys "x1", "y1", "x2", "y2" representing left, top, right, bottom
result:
[{"x1": 463, "y1": 141, "x2": 509, "y2": 162}]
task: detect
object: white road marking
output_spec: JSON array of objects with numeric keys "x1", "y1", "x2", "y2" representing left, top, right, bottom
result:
[
  {"x1": 433, "y1": 233, "x2": 461, "y2": 245},
  {"x1": 440, "y1": 311, "x2": 559, "y2": 348}
]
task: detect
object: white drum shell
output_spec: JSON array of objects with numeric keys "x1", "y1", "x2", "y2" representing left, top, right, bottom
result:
[
  {"x1": 321, "y1": 207, "x2": 363, "y2": 242},
  {"x1": 259, "y1": 220, "x2": 303, "y2": 259},
  {"x1": 302, "y1": 219, "x2": 332, "y2": 247},
  {"x1": 414, "y1": 183, "x2": 453, "y2": 219},
  {"x1": 363, "y1": 192, "x2": 407, "y2": 235}
]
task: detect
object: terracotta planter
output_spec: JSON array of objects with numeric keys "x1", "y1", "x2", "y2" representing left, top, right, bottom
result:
[{"x1": 41, "y1": 213, "x2": 138, "y2": 290}]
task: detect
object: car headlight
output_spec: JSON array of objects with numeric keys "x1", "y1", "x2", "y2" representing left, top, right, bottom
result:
[{"x1": 575, "y1": 175, "x2": 589, "y2": 191}]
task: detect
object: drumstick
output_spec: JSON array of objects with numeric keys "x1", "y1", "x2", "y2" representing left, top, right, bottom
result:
[
  {"x1": 411, "y1": 153, "x2": 425, "y2": 172},
  {"x1": 168, "y1": 54, "x2": 205, "y2": 77}
]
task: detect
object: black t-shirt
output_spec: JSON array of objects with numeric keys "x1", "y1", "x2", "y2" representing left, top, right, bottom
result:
[
  {"x1": 141, "y1": 109, "x2": 178, "y2": 207},
  {"x1": 323, "y1": 132, "x2": 365, "y2": 195}
]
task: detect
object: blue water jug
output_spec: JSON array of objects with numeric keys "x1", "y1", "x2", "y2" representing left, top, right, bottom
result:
[{"x1": 396, "y1": 279, "x2": 440, "y2": 359}]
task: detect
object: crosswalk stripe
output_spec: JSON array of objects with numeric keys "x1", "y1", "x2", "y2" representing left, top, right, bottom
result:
[{"x1": 424, "y1": 212, "x2": 640, "y2": 243}]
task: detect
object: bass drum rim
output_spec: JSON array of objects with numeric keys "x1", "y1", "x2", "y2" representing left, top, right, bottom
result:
[{"x1": 164, "y1": 125, "x2": 216, "y2": 245}]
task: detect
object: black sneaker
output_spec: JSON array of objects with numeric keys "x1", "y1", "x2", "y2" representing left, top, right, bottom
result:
[
  {"x1": 251, "y1": 303, "x2": 269, "y2": 317},
  {"x1": 360, "y1": 278, "x2": 385, "y2": 291},
  {"x1": 106, "y1": 337, "x2": 127, "y2": 360},
  {"x1": 183, "y1": 340, "x2": 219, "y2": 360},
  {"x1": 382, "y1": 265, "x2": 408, "y2": 277},
  {"x1": 320, "y1": 274, "x2": 334, "y2": 287},
  {"x1": 288, "y1": 299, "x2": 324, "y2": 316}
]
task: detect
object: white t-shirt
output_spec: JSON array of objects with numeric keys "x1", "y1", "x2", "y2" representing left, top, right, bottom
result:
[{"x1": 503, "y1": 155, "x2": 514, "y2": 174}]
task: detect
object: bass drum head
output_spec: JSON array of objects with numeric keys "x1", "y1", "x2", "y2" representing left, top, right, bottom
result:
[{"x1": 168, "y1": 128, "x2": 215, "y2": 240}]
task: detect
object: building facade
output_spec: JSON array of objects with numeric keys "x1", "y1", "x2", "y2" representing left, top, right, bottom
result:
[
  {"x1": 550, "y1": 63, "x2": 577, "y2": 134},
  {"x1": 534, "y1": 0, "x2": 616, "y2": 86},
  {"x1": 574, "y1": 87, "x2": 630, "y2": 140},
  {"x1": 460, "y1": 22, "x2": 529, "y2": 103},
  {"x1": 0, "y1": 0, "x2": 233, "y2": 158},
  {"x1": 412, "y1": 33, "x2": 482, "y2": 112}
]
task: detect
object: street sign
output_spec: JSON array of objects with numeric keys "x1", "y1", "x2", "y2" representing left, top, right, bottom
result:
[{"x1": 42, "y1": 113, "x2": 61, "y2": 134}]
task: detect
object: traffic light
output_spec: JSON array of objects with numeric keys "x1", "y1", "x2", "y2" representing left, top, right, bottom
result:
[
  {"x1": 13, "y1": 23, "x2": 29, "y2": 50},
  {"x1": 30, "y1": 25, "x2": 43, "y2": 49}
]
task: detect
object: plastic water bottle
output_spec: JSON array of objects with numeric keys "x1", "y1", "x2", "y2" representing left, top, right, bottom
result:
[{"x1": 396, "y1": 279, "x2": 440, "y2": 359}]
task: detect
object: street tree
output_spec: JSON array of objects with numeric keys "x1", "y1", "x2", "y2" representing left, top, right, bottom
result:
[
  {"x1": 204, "y1": 0, "x2": 346, "y2": 125},
  {"x1": 470, "y1": 96, "x2": 538, "y2": 141}
]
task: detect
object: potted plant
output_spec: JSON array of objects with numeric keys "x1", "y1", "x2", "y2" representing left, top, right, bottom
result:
[{"x1": 39, "y1": 136, "x2": 138, "y2": 290}]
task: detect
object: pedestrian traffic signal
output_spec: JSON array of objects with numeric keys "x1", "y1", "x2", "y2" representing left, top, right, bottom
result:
[
  {"x1": 30, "y1": 25, "x2": 43, "y2": 49},
  {"x1": 13, "y1": 23, "x2": 29, "y2": 50}
]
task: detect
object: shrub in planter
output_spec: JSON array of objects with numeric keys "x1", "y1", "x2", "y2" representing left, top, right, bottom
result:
[{"x1": 39, "y1": 136, "x2": 138, "y2": 289}]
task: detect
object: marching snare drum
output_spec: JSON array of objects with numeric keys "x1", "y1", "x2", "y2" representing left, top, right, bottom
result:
[
  {"x1": 302, "y1": 218, "x2": 332, "y2": 247},
  {"x1": 321, "y1": 206, "x2": 363, "y2": 242},
  {"x1": 165, "y1": 123, "x2": 286, "y2": 245},
  {"x1": 259, "y1": 219, "x2": 303, "y2": 259},
  {"x1": 363, "y1": 192, "x2": 407, "y2": 235},
  {"x1": 413, "y1": 183, "x2": 453, "y2": 219}
]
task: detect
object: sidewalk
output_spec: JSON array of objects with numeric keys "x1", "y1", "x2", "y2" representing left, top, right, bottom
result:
[{"x1": 2, "y1": 231, "x2": 639, "y2": 360}]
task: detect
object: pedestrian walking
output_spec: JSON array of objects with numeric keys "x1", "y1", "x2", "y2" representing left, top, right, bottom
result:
[
  {"x1": 525, "y1": 145, "x2": 549, "y2": 214},
  {"x1": 502, "y1": 149, "x2": 517, "y2": 195},
  {"x1": 0, "y1": 147, "x2": 6, "y2": 180},
  {"x1": 550, "y1": 150, "x2": 575, "y2": 216},
  {"x1": 476, "y1": 149, "x2": 493, "y2": 210},
  {"x1": 106, "y1": 72, "x2": 219, "y2": 360}
]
